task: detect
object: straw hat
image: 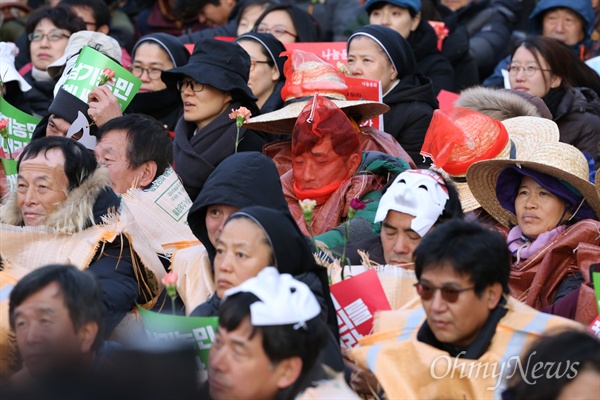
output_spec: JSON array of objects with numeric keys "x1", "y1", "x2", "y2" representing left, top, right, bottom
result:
[
  {"x1": 466, "y1": 142, "x2": 600, "y2": 228},
  {"x1": 421, "y1": 108, "x2": 559, "y2": 212},
  {"x1": 243, "y1": 49, "x2": 389, "y2": 134}
]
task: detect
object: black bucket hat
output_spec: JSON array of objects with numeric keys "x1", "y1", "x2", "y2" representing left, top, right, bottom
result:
[{"x1": 161, "y1": 39, "x2": 257, "y2": 106}]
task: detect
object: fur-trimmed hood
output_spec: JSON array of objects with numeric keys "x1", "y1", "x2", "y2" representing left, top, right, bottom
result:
[
  {"x1": 0, "y1": 167, "x2": 120, "y2": 233},
  {"x1": 454, "y1": 86, "x2": 553, "y2": 121}
]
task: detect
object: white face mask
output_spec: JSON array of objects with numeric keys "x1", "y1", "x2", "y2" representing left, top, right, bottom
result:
[
  {"x1": 53, "y1": 54, "x2": 79, "y2": 97},
  {"x1": 375, "y1": 170, "x2": 450, "y2": 237}
]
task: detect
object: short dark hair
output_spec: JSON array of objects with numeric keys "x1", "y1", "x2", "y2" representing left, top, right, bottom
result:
[
  {"x1": 506, "y1": 330, "x2": 600, "y2": 399},
  {"x1": 414, "y1": 219, "x2": 510, "y2": 295},
  {"x1": 97, "y1": 114, "x2": 173, "y2": 179},
  {"x1": 9, "y1": 264, "x2": 105, "y2": 350},
  {"x1": 434, "y1": 173, "x2": 463, "y2": 224},
  {"x1": 18, "y1": 136, "x2": 98, "y2": 191},
  {"x1": 62, "y1": 0, "x2": 111, "y2": 28},
  {"x1": 219, "y1": 291, "x2": 327, "y2": 396},
  {"x1": 26, "y1": 3, "x2": 86, "y2": 41}
]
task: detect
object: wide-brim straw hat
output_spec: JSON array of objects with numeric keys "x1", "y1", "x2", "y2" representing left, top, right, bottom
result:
[
  {"x1": 466, "y1": 142, "x2": 600, "y2": 227},
  {"x1": 244, "y1": 99, "x2": 389, "y2": 134},
  {"x1": 243, "y1": 49, "x2": 389, "y2": 134}
]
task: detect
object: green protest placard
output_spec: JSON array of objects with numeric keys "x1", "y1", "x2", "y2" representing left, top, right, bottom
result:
[
  {"x1": 63, "y1": 46, "x2": 142, "y2": 110},
  {"x1": 1, "y1": 158, "x2": 18, "y2": 191},
  {"x1": 593, "y1": 270, "x2": 600, "y2": 316},
  {"x1": 138, "y1": 306, "x2": 219, "y2": 370},
  {"x1": 0, "y1": 96, "x2": 40, "y2": 157}
]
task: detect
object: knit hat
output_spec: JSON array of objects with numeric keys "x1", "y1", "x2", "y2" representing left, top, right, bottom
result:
[
  {"x1": 235, "y1": 32, "x2": 287, "y2": 79},
  {"x1": 49, "y1": 88, "x2": 97, "y2": 149},
  {"x1": 133, "y1": 33, "x2": 190, "y2": 68},
  {"x1": 348, "y1": 24, "x2": 420, "y2": 79},
  {"x1": 365, "y1": 0, "x2": 421, "y2": 14}
]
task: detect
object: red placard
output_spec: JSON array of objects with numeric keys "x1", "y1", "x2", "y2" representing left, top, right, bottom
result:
[
  {"x1": 346, "y1": 76, "x2": 383, "y2": 130},
  {"x1": 437, "y1": 89, "x2": 459, "y2": 111},
  {"x1": 330, "y1": 269, "x2": 391, "y2": 348},
  {"x1": 589, "y1": 316, "x2": 600, "y2": 339},
  {"x1": 284, "y1": 42, "x2": 347, "y2": 67}
]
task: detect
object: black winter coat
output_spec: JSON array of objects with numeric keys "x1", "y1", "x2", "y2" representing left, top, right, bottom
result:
[
  {"x1": 172, "y1": 102, "x2": 269, "y2": 201},
  {"x1": 186, "y1": 151, "x2": 289, "y2": 264},
  {"x1": 383, "y1": 76, "x2": 438, "y2": 167},
  {"x1": 22, "y1": 70, "x2": 55, "y2": 118},
  {"x1": 443, "y1": 0, "x2": 520, "y2": 79},
  {"x1": 87, "y1": 187, "x2": 140, "y2": 336},
  {"x1": 408, "y1": 20, "x2": 455, "y2": 94},
  {"x1": 545, "y1": 87, "x2": 600, "y2": 165}
]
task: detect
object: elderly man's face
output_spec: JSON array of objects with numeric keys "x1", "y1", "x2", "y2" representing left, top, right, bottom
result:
[
  {"x1": 208, "y1": 317, "x2": 295, "y2": 400},
  {"x1": 543, "y1": 8, "x2": 585, "y2": 46},
  {"x1": 95, "y1": 129, "x2": 151, "y2": 194},
  {"x1": 13, "y1": 282, "x2": 96, "y2": 378},
  {"x1": 17, "y1": 148, "x2": 69, "y2": 226},
  {"x1": 419, "y1": 264, "x2": 500, "y2": 347},
  {"x1": 292, "y1": 135, "x2": 356, "y2": 191}
]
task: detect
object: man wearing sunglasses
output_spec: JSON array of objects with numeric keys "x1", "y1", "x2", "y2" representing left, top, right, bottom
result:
[{"x1": 348, "y1": 219, "x2": 580, "y2": 398}]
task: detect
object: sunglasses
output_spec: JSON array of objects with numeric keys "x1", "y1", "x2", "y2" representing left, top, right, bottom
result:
[{"x1": 414, "y1": 282, "x2": 475, "y2": 303}]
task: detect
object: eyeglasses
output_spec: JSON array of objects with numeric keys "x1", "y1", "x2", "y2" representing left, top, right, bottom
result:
[
  {"x1": 414, "y1": 282, "x2": 475, "y2": 303},
  {"x1": 28, "y1": 30, "x2": 70, "y2": 42},
  {"x1": 255, "y1": 24, "x2": 297, "y2": 39},
  {"x1": 129, "y1": 65, "x2": 163, "y2": 80},
  {"x1": 507, "y1": 65, "x2": 551, "y2": 77},
  {"x1": 250, "y1": 59, "x2": 270, "y2": 71},
  {"x1": 177, "y1": 79, "x2": 205, "y2": 92}
]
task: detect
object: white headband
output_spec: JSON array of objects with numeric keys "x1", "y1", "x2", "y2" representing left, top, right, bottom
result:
[{"x1": 224, "y1": 267, "x2": 321, "y2": 329}]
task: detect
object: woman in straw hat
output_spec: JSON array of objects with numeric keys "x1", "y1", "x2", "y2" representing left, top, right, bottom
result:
[
  {"x1": 467, "y1": 142, "x2": 600, "y2": 323},
  {"x1": 347, "y1": 24, "x2": 438, "y2": 167}
]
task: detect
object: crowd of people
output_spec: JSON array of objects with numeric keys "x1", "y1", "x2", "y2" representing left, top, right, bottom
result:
[{"x1": 1, "y1": 0, "x2": 600, "y2": 399}]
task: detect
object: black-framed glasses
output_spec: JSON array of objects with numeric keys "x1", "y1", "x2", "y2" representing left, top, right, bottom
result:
[
  {"x1": 414, "y1": 282, "x2": 475, "y2": 303},
  {"x1": 177, "y1": 79, "x2": 205, "y2": 92},
  {"x1": 28, "y1": 31, "x2": 70, "y2": 42},
  {"x1": 250, "y1": 59, "x2": 270, "y2": 71},
  {"x1": 255, "y1": 24, "x2": 297, "y2": 39},
  {"x1": 129, "y1": 65, "x2": 163, "y2": 80},
  {"x1": 507, "y1": 64, "x2": 551, "y2": 77}
]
